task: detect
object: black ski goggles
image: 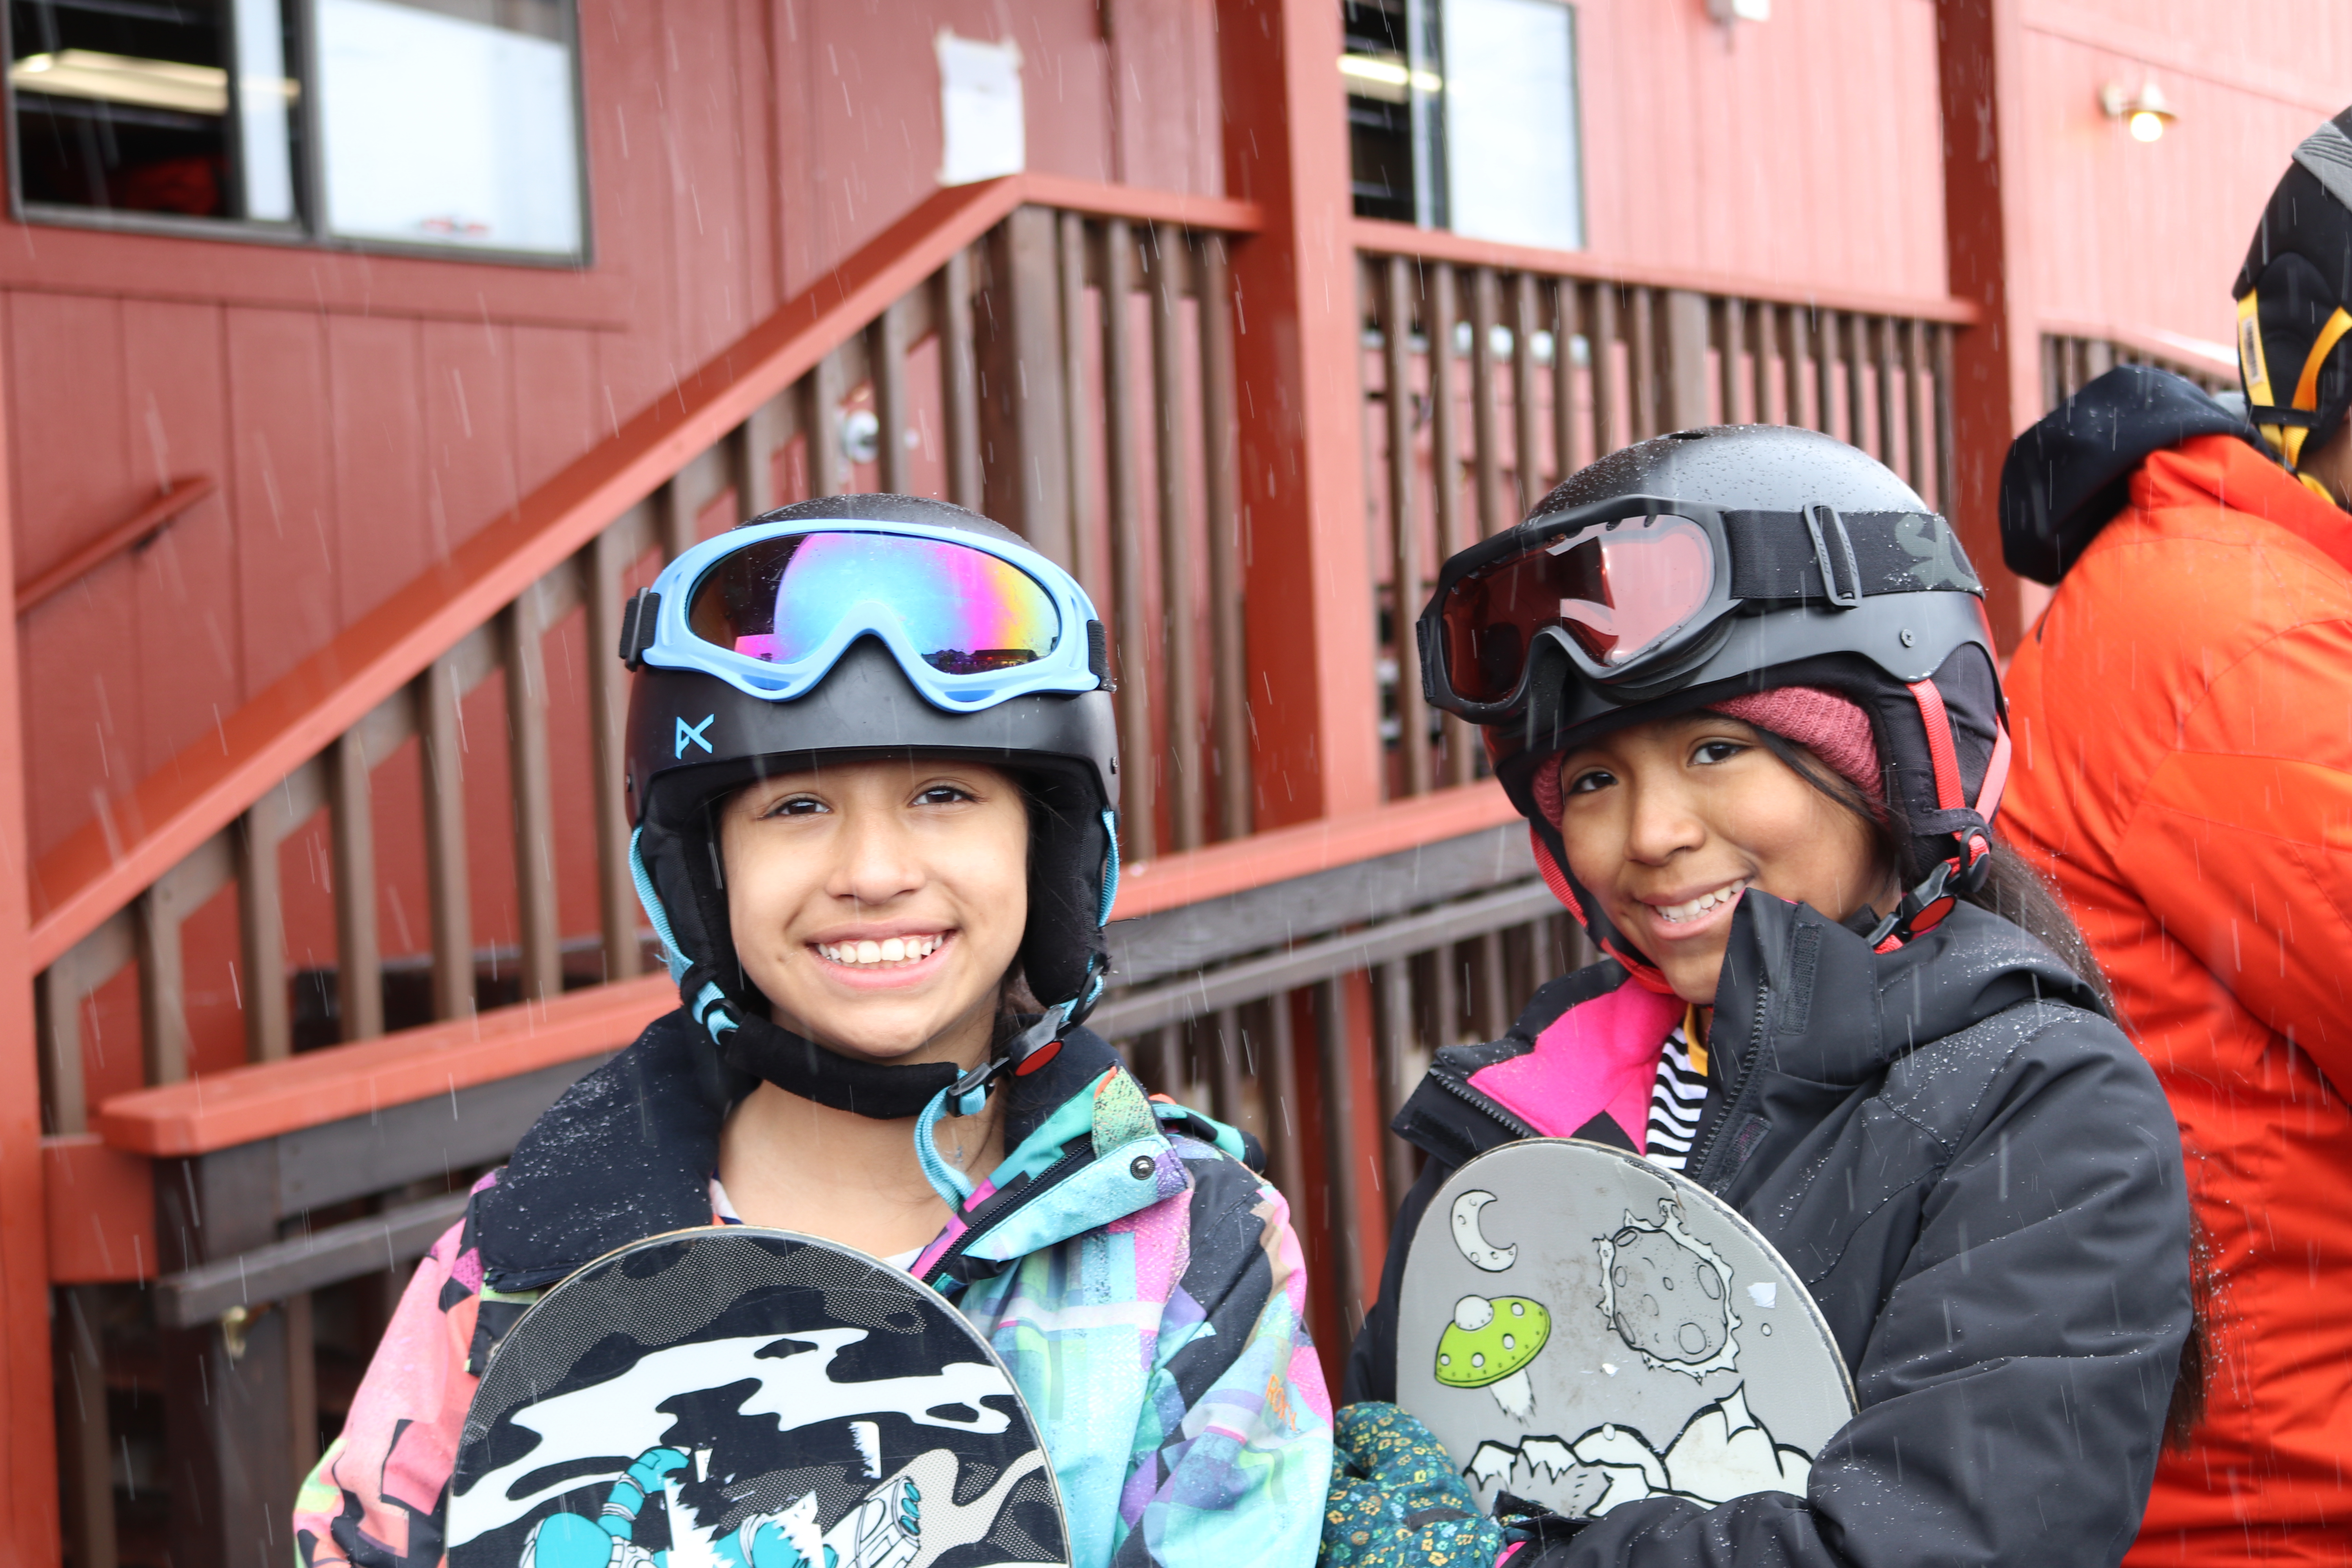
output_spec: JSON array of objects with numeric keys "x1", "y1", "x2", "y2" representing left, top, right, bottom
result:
[{"x1": 1419, "y1": 497, "x2": 1980, "y2": 718}]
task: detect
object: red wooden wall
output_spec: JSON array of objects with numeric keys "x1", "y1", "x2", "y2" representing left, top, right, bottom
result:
[
  {"x1": 13, "y1": 0, "x2": 2352, "y2": 1091},
  {"x1": 2019, "y1": 0, "x2": 2352, "y2": 362}
]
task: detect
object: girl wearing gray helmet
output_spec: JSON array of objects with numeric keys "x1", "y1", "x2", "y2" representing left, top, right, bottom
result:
[
  {"x1": 1323, "y1": 429, "x2": 2193, "y2": 1568},
  {"x1": 294, "y1": 496, "x2": 1332, "y2": 1568}
]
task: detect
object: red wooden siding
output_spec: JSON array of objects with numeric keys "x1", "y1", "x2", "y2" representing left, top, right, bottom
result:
[{"x1": 2020, "y1": 0, "x2": 2352, "y2": 363}]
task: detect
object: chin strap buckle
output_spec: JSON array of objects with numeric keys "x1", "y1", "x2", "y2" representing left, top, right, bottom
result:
[
  {"x1": 1867, "y1": 820, "x2": 1993, "y2": 952},
  {"x1": 942, "y1": 984, "x2": 1088, "y2": 1120}
]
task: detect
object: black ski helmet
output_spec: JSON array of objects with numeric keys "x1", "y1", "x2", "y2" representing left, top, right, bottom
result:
[
  {"x1": 622, "y1": 494, "x2": 1120, "y2": 1118},
  {"x1": 1417, "y1": 425, "x2": 2009, "y2": 981},
  {"x1": 2235, "y1": 105, "x2": 2352, "y2": 484}
]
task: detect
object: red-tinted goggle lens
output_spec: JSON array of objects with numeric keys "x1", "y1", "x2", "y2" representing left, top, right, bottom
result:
[{"x1": 1440, "y1": 514, "x2": 1715, "y2": 702}]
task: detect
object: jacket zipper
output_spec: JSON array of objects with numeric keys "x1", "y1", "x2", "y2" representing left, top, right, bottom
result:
[
  {"x1": 1421, "y1": 1064, "x2": 1540, "y2": 1152},
  {"x1": 920, "y1": 1144, "x2": 1095, "y2": 1288},
  {"x1": 1686, "y1": 976, "x2": 1773, "y2": 1187}
]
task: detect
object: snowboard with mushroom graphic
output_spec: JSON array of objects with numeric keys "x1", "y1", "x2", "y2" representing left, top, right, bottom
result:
[{"x1": 1398, "y1": 1141, "x2": 1857, "y2": 1521}]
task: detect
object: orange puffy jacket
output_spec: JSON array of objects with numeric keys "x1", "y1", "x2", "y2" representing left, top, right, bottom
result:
[{"x1": 2004, "y1": 432, "x2": 2352, "y2": 1563}]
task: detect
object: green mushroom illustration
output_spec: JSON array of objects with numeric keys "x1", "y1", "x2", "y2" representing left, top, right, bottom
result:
[{"x1": 1435, "y1": 1294, "x2": 1551, "y2": 1418}]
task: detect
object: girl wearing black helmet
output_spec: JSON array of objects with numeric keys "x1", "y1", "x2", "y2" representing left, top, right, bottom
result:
[
  {"x1": 295, "y1": 496, "x2": 1333, "y2": 1568},
  {"x1": 1327, "y1": 428, "x2": 2193, "y2": 1568}
]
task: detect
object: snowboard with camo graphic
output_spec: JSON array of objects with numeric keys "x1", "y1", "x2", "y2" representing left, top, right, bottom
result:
[{"x1": 447, "y1": 1228, "x2": 1068, "y2": 1568}]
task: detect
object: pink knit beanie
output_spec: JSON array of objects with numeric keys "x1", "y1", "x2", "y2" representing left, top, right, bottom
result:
[{"x1": 1532, "y1": 685, "x2": 1884, "y2": 821}]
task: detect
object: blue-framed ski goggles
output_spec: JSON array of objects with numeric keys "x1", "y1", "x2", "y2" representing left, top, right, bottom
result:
[{"x1": 624, "y1": 519, "x2": 1108, "y2": 709}]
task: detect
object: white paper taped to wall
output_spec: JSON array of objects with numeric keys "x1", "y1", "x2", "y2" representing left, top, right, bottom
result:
[{"x1": 938, "y1": 31, "x2": 1024, "y2": 187}]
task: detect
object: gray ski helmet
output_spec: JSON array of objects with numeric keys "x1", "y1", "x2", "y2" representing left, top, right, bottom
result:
[
  {"x1": 1421, "y1": 425, "x2": 2009, "y2": 971},
  {"x1": 622, "y1": 494, "x2": 1120, "y2": 1105}
]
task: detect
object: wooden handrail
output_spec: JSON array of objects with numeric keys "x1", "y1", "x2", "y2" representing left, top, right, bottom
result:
[
  {"x1": 1352, "y1": 218, "x2": 1983, "y2": 328},
  {"x1": 28, "y1": 175, "x2": 1263, "y2": 973},
  {"x1": 2039, "y1": 316, "x2": 2235, "y2": 376},
  {"x1": 90, "y1": 781, "x2": 1516, "y2": 1158},
  {"x1": 15, "y1": 474, "x2": 216, "y2": 615},
  {"x1": 1112, "y1": 779, "x2": 1514, "y2": 919},
  {"x1": 95, "y1": 975, "x2": 674, "y2": 1156}
]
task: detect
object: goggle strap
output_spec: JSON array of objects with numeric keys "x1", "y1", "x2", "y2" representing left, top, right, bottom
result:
[
  {"x1": 1719, "y1": 509, "x2": 1981, "y2": 601},
  {"x1": 619, "y1": 589, "x2": 661, "y2": 670}
]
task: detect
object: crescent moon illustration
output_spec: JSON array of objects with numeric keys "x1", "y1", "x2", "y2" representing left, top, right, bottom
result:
[{"x1": 1451, "y1": 1190, "x2": 1517, "y2": 1272}]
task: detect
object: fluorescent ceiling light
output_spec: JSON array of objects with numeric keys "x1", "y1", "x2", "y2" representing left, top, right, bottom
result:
[
  {"x1": 1340, "y1": 52, "x2": 1441, "y2": 102},
  {"x1": 13, "y1": 50, "x2": 231, "y2": 116}
]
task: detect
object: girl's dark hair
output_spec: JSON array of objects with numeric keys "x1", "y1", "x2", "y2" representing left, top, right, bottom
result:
[
  {"x1": 1746, "y1": 721, "x2": 2203, "y2": 1446},
  {"x1": 1742, "y1": 726, "x2": 2116, "y2": 1016}
]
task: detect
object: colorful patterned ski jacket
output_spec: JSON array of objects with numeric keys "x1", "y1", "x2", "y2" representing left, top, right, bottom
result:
[{"x1": 292, "y1": 1013, "x2": 1332, "y2": 1568}]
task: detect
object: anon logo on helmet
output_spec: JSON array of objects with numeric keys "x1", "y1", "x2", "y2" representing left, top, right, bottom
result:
[
  {"x1": 675, "y1": 714, "x2": 715, "y2": 759},
  {"x1": 1896, "y1": 514, "x2": 1979, "y2": 592}
]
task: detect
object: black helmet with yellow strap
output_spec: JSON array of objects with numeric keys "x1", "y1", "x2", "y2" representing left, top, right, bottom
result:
[{"x1": 2236, "y1": 105, "x2": 2352, "y2": 495}]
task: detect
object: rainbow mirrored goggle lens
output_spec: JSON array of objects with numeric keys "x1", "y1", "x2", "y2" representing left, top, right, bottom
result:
[{"x1": 686, "y1": 530, "x2": 1061, "y2": 675}]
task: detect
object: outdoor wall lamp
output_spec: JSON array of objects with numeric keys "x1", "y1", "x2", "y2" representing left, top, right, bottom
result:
[{"x1": 2101, "y1": 80, "x2": 2176, "y2": 143}]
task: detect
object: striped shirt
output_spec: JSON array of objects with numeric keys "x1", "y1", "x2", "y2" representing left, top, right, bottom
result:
[{"x1": 1644, "y1": 1006, "x2": 1711, "y2": 1173}]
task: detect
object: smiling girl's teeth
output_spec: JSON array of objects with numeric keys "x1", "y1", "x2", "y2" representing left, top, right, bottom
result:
[
  {"x1": 1657, "y1": 880, "x2": 1748, "y2": 924},
  {"x1": 819, "y1": 934, "x2": 943, "y2": 966}
]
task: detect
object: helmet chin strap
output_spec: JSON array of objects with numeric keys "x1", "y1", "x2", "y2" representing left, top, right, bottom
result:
[{"x1": 912, "y1": 979, "x2": 1093, "y2": 1207}]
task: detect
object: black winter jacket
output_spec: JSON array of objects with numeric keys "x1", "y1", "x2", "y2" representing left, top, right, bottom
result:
[{"x1": 1343, "y1": 893, "x2": 2192, "y2": 1568}]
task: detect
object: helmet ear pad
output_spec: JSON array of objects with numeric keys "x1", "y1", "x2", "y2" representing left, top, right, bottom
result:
[
  {"x1": 1011, "y1": 757, "x2": 1114, "y2": 1012},
  {"x1": 1853, "y1": 643, "x2": 2004, "y2": 878}
]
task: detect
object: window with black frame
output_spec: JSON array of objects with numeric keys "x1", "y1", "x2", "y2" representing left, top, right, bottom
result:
[
  {"x1": 1338, "y1": 0, "x2": 1583, "y2": 251},
  {"x1": 7, "y1": 0, "x2": 584, "y2": 259}
]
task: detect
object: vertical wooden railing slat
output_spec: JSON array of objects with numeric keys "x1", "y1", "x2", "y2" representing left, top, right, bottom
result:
[
  {"x1": 1933, "y1": 324, "x2": 1958, "y2": 516},
  {"x1": 1509, "y1": 272, "x2": 1543, "y2": 515},
  {"x1": 872, "y1": 301, "x2": 915, "y2": 497},
  {"x1": 1380, "y1": 256, "x2": 1432, "y2": 799},
  {"x1": 1259, "y1": 995, "x2": 1307, "y2": 1274},
  {"x1": 1624, "y1": 287, "x2": 1657, "y2": 443},
  {"x1": 35, "y1": 958, "x2": 84, "y2": 1138},
  {"x1": 731, "y1": 405, "x2": 779, "y2": 521},
  {"x1": 1209, "y1": 1005, "x2": 1247, "y2": 1141},
  {"x1": 656, "y1": 476, "x2": 694, "y2": 563},
  {"x1": 57, "y1": 1284, "x2": 118, "y2": 1568},
  {"x1": 1196, "y1": 232, "x2": 1250, "y2": 842},
  {"x1": 1372, "y1": 958, "x2": 1418, "y2": 1214},
  {"x1": 505, "y1": 583, "x2": 561, "y2": 1003},
  {"x1": 1058, "y1": 216, "x2": 1100, "y2": 602},
  {"x1": 1718, "y1": 296, "x2": 1745, "y2": 425},
  {"x1": 1548, "y1": 281, "x2": 1579, "y2": 484},
  {"x1": 330, "y1": 730, "x2": 385, "y2": 1040},
  {"x1": 1871, "y1": 317, "x2": 1898, "y2": 471},
  {"x1": 1468, "y1": 267, "x2": 1506, "y2": 535},
  {"x1": 1844, "y1": 313, "x2": 1869, "y2": 456},
  {"x1": 1425, "y1": 265, "x2": 1475, "y2": 788},
  {"x1": 135, "y1": 881, "x2": 188, "y2": 1084},
  {"x1": 1313, "y1": 977, "x2": 1365, "y2": 1336},
  {"x1": 587, "y1": 515, "x2": 643, "y2": 984},
  {"x1": 1098, "y1": 217, "x2": 1156, "y2": 860},
  {"x1": 1779, "y1": 306, "x2": 1807, "y2": 432},
  {"x1": 1148, "y1": 224, "x2": 1205, "y2": 851},
  {"x1": 802, "y1": 352, "x2": 848, "y2": 501},
  {"x1": 237, "y1": 804, "x2": 291, "y2": 1062},
  {"x1": 1751, "y1": 301, "x2": 1778, "y2": 426},
  {"x1": 940, "y1": 247, "x2": 984, "y2": 511},
  {"x1": 1589, "y1": 284, "x2": 1621, "y2": 455},
  {"x1": 419, "y1": 655, "x2": 475, "y2": 1021}
]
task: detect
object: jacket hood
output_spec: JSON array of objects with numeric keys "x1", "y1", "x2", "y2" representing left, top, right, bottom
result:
[
  {"x1": 1396, "y1": 887, "x2": 2103, "y2": 1172},
  {"x1": 1999, "y1": 364, "x2": 2261, "y2": 585},
  {"x1": 472, "y1": 1009, "x2": 1247, "y2": 1294}
]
